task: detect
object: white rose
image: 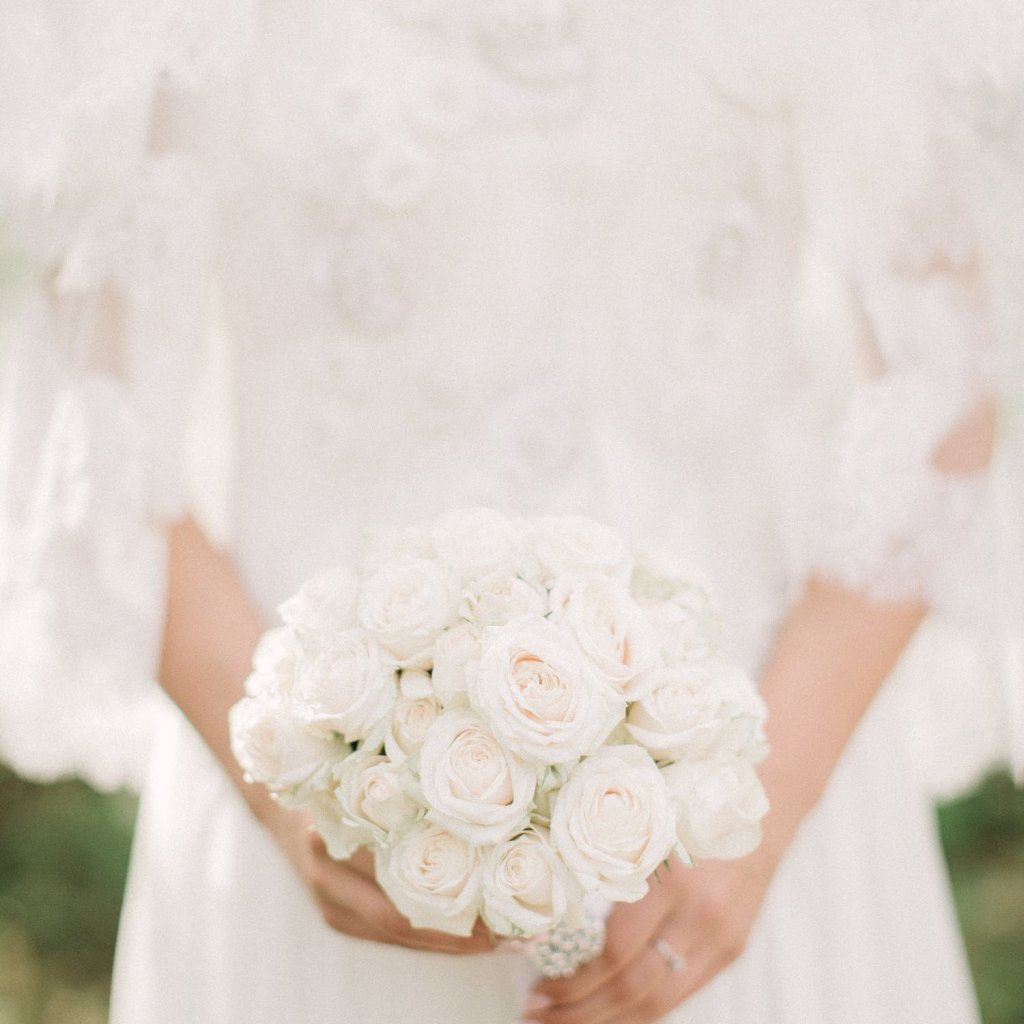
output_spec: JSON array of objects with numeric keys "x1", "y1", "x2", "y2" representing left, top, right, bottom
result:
[
  {"x1": 292, "y1": 630, "x2": 398, "y2": 743},
  {"x1": 550, "y1": 744, "x2": 678, "y2": 902},
  {"x1": 307, "y1": 789, "x2": 367, "y2": 861},
  {"x1": 549, "y1": 574, "x2": 661, "y2": 699},
  {"x1": 278, "y1": 566, "x2": 360, "y2": 637},
  {"x1": 470, "y1": 616, "x2": 624, "y2": 765},
  {"x1": 385, "y1": 693, "x2": 443, "y2": 763},
  {"x1": 630, "y1": 558, "x2": 720, "y2": 661},
  {"x1": 430, "y1": 622, "x2": 482, "y2": 701},
  {"x1": 358, "y1": 559, "x2": 459, "y2": 668},
  {"x1": 459, "y1": 570, "x2": 547, "y2": 626},
  {"x1": 311, "y1": 751, "x2": 421, "y2": 860},
  {"x1": 625, "y1": 662, "x2": 767, "y2": 763},
  {"x1": 375, "y1": 820, "x2": 484, "y2": 936},
  {"x1": 529, "y1": 515, "x2": 632, "y2": 585},
  {"x1": 419, "y1": 710, "x2": 536, "y2": 845},
  {"x1": 243, "y1": 627, "x2": 299, "y2": 700},
  {"x1": 481, "y1": 829, "x2": 580, "y2": 937},
  {"x1": 662, "y1": 758, "x2": 768, "y2": 860},
  {"x1": 336, "y1": 750, "x2": 419, "y2": 839},
  {"x1": 432, "y1": 507, "x2": 522, "y2": 579},
  {"x1": 229, "y1": 696, "x2": 345, "y2": 792}
]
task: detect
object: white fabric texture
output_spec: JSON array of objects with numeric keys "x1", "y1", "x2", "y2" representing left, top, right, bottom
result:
[{"x1": 0, "y1": 1, "x2": 1021, "y2": 1021}]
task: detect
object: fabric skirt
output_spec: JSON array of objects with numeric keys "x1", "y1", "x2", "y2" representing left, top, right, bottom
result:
[{"x1": 109, "y1": 670, "x2": 980, "y2": 1024}]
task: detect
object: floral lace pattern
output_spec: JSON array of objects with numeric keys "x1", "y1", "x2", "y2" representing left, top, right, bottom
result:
[{"x1": 0, "y1": 0, "x2": 1020, "y2": 790}]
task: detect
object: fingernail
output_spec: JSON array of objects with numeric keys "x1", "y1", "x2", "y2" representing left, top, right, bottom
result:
[{"x1": 524, "y1": 992, "x2": 553, "y2": 1013}]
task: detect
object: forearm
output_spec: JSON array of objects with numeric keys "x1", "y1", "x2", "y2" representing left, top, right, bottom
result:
[
  {"x1": 755, "y1": 576, "x2": 928, "y2": 862},
  {"x1": 159, "y1": 514, "x2": 291, "y2": 835}
]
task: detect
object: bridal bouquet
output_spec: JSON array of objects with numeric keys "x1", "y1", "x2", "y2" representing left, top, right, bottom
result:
[{"x1": 230, "y1": 509, "x2": 768, "y2": 972}]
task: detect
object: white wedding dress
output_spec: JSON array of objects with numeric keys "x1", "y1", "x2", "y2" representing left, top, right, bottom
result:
[{"x1": 1, "y1": 2, "x2": 1023, "y2": 1022}]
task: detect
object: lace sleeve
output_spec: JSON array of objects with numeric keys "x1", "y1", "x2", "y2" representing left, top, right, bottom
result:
[
  {"x1": 0, "y1": 4, "x2": 224, "y2": 791},
  {"x1": 781, "y1": 3, "x2": 1023, "y2": 788}
]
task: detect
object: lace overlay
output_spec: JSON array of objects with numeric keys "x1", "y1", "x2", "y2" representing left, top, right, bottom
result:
[{"x1": 0, "y1": 0, "x2": 1020, "y2": 792}]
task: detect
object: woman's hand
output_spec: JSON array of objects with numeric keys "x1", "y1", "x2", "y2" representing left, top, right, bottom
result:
[
  {"x1": 272, "y1": 807, "x2": 496, "y2": 955},
  {"x1": 519, "y1": 576, "x2": 930, "y2": 1023},
  {"x1": 520, "y1": 845, "x2": 779, "y2": 1024}
]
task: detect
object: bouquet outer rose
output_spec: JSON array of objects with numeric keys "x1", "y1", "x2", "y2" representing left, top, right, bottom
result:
[
  {"x1": 243, "y1": 626, "x2": 299, "y2": 701},
  {"x1": 432, "y1": 506, "x2": 523, "y2": 580},
  {"x1": 551, "y1": 743, "x2": 678, "y2": 902},
  {"x1": 291, "y1": 629, "x2": 398, "y2": 743},
  {"x1": 625, "y1": 661, "x2": 766, "y2": 762},
  {"x1": 662, "y1": 757, "x2": 769, "y2": 859},
  {"x1": 375, "y1": 820, "x2": 484, "y2": 936},
  {"x1": 459, "y1": 570, "x2": 547, "y2": 626},
  {"x1": 630, "y1": 556, "x2": 721, "y2": 662},
  {"x1": 278, "y1": 565, "x2": 360, "y2": 636},
  {"x1": 357, "y1": 559, "x2": 459, "y2": 668},
  {"x1": 481, "y1": 828, "x2": 580, "y2": 937},
  {"x1": 308, "y1": 751, "x2": 415, "y2": 859},
  {"x1": 529, "y1": 514, "x2": 633, "y2": 584},
  {"x1": 228, "y1": 697, "x2": 345, "y2": 793}
]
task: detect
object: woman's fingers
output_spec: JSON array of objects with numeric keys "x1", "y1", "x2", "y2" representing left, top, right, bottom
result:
[
  {"x1": 528, "y1": 862, "x2": 757, "y2": 1024},
  {"x1": 534, "y1": 899, "x2": 671, "y2": 1007},
  {"x1": 533, "y1": 940, "x2": 678, "y2": 1024},
  {"x1": 528, "y1": 917, "x2": 704, "y2": 1024},
  {"x1": 531, "y1": 858, "x2": 688, "y2": 1008}
]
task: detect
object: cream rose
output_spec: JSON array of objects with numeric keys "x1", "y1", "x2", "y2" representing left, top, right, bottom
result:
[
  {"x1": 292, "y1": 629, "x2": 398, "y2": 743},
  {"x1": 631, "y1": 558, "x2": 720, "y2": 662},
  {"x1": 384, "y1": 693, "x2": 443, "y2": 763},
  {"x1": 458, "y1": 571, "x2": 547, "y2": 626},
  {"x1": 550, "y1": 744, "x2": 678, "y2": 902},
  {"x1": 470, "y1": 616, "x2": 624, "y2": 765},
  {"x1": 432, "y1": 507, "x2": 522, "y2": 579},
  {"x1": 419, "y1": 710, "x2": 536, "y2": 844},
  {"x1": 662, "y1": 758, "x2": 768, "y2": 860},
  {"x1": 243, "y1": 627, "x2": 299, "y2": 700},
  {"x1": 481, "y1": 829, "x2": 579, "y2": 937},
  {"x1": 335, "y1": 750, "x2": 419, "y2": 841},
  {"x1": 625, "y1": 662, "x2": 767, "y2": 762},
  {"x1": 375, "y1": 821, "x2": 484, "y2": 935},
  {"x1": 549, "y1": 574, "x2": 661, "y2": 699},
  {"x1": 307, "y1": 789, "x2": 364, "y2": 860},
  {"x1": 529, "y1": 515, "x2": 632, "y2": 585},
  {"x1": 277, "y1": 565, "x2": 360, "y2": 637},
  {"x1": 357, "y1": 559, "x2": 459, "y2": 667},
  {"x1": 430, "y1": 622, "x2": 482, "y2": 701},
  {"x1": 229, "y1": 697, "x2": 345, "y2": 793}
]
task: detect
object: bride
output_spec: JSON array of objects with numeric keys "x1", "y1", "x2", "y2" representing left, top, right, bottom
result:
[{"x1": 1, "y1": 2, "x2": 1021, "y2": 1022}]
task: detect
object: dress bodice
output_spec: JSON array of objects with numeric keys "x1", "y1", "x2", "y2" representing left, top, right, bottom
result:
[
  {"x1": 213, "y1": 2, "x2": 801, "y2": 660},
  {"x1": 1, "y1": 0, "x2": 1020, "y2": 792}
]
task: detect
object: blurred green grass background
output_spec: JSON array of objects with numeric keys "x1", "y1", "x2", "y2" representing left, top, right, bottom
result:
[{"x1": 0, "y1": 765, "x2": 1022, "y2": 1024}]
